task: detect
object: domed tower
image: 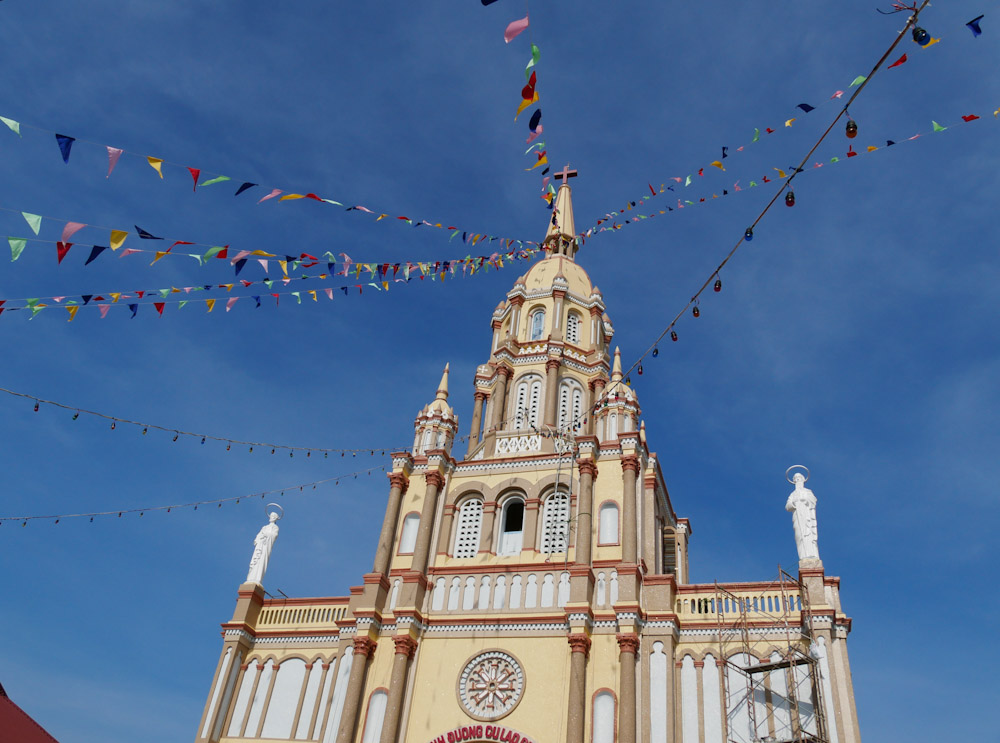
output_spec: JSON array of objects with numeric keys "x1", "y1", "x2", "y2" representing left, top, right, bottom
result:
[
  {"x1": 195, "y1": 170, "x2": 862, "y2": 743},
  {"x1": 412, "y1": 364, "x2": 457, "y2": 458}
]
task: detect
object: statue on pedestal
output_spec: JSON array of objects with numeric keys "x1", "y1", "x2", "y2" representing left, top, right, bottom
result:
[
  {"x1": 246, "y1": 504, "x2": 282, "y2": 584},
  {"x1": 785, "y1": 467, "x2": 819, "y2": 562}
]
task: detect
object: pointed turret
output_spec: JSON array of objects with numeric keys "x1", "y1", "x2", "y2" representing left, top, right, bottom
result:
[
  {"x1": 611, "y1": 346, "x2": 623, "y2": 382},
  {"x1": 543, "y1": 165, "x2": 579, "y2": 259},
  {"x1": 412, "y1": 364, "x2": 458, "y2": 457}
]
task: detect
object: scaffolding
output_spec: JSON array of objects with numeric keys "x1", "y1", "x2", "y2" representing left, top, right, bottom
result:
[{"x1": 713, "y1": 567, "x2": 828, "y2": 743}]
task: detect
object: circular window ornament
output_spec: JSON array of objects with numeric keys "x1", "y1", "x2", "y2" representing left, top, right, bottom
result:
[{"x1": 457, "y1": 650, "x2": 525, "y2": 721}]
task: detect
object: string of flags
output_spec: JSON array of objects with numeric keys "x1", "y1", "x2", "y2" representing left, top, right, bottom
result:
[
  {"x1": 580, "y1": 0, "x2": 936, "y2": 418},
  {"x1": 499, "y1": 8, "x2": 552, "y2": 205},
  {"x1": 578, "y1": 106, "x2": 992, "y2": 237},
  {"x1": 3, "y1": 204, "x2": 541, "y2": 276},
  {"x1": 0, "y1": 466, "x2": 387, "y2": 526},
  {"x1": 0, "y1": 115, "x2": 536, "y2": 248},
  {"x1": 581, "y1": 9, "x2": 987, "y2": 239},
  {"x1": 1, "y1": 385, "x2": 406, "y2": 456}
]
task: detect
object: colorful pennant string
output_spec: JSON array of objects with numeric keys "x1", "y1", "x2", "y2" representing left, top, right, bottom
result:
[
  {"x1": 0, "y1": 116, "x2": 535, "y2": 248},
  {"x1": 579, "y1": 0, "x2": 935, "y2": 420},
  {"x1": 579, "y1": 107, "x2": 988, "y2": 239}
]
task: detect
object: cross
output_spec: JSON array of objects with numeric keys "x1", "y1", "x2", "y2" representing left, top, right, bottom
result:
[{"x1": 555, "y1": 164, "x2": 578, "y2": 187}]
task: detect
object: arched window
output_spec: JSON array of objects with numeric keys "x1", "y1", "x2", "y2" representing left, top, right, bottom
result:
[
  {"x1": 529, "y1": 309, "x2": 546, "y2": 340},
  {"x1": 557, "y1": 380, "x2": 584, "y2": 430},
  {"x1": 360, "y1": 690, "x2": 388, "y2": 743},
  {"x1": 397, "y1": 513, "x2": 419, "y2": 554},
  {"x1": 593, "y1": 691, "x2": 616, "y2": 743},
  {"x1": 540, "y1": 492, "x2": 570, "y2": 553},
  {"x1": 453, "y1": 499, "x2": 484, "y2": 558},
  {"x1": 662, "y1": 527, "x2": 677, "y2": 575},
  {"x1": 598, "y1": 502, "x2": 620, "y2": 545},
  {"x1": 498, "y1": 497, "x2": 525, "y2": 556},
  {"x1": 608, "y1": 412, "x2": 618, "y2": 440},
  {"x1": 566, "y1": 311, "x2": 581, "y2": 344},
  {"x1": 513, "y1": 377, "x2": 542, "y2": 430}
]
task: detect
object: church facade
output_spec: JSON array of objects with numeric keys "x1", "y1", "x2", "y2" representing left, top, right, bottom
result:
[{"x1": 194, "y1": 180, "x2": 862, "y2": 743}]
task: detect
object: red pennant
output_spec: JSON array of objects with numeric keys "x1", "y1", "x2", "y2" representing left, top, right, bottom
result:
[
  {"x1": 847, "y1": 145, "x2": 858, "y2": 157},
  {"x1": 56, "y1": 242, "x2": 73, "y2": 263},
  {"x1": 216, "y1": 246, "x2": 229, "y2": 260},
  {"x1": 766, "y1": 127, "x2": 775, "y2": 134},
  {"x1": 521, "y1": 71, "x2": 537, "y2": 101},
  {"x1": 135, "y1": 290, "x2": 145, "y2": 298},
  {"x1": 648, "y1": 183, "x2": 656, "y2": 196},
  {"x1": 187, "y1": 168, "x2": 200, "y2": 191},
  {"x1": 962, "y1": 114, "x2": 980, "y2": 122},
  {"x1": 888, "y1": 53, "x2": 907, "y2": 68},
  {"x1": 304, "y1": 193, "x2": 323, "y2": 201},
  {"x1": 154, "y1": 302, "x2": 165, "y2": 316}
]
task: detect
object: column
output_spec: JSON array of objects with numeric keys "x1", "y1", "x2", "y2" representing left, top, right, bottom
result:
[
  {"x1": 617, "y1": 633, "x2": 640, "y2": 743},
  {"x1": 379, "y1": 637, "x2": 417, "y2": 743},
  {"x1": 565, "y1": 634, "x2": 591, "y2": 743},
  {"x1": 373, "y1": 473, "x2": 409, "y2": 575},
  {"x1": 575, "y1": 460, "x2": 598, "y2": 565},
  {"x1": 335, "y1": 637, "x2": 377, "y2": 743},
  {"x1": 409, "y1": 472, "x2": 445, "y2": 575},
  {"x1": 587, "y1": 378, "x2": 605, "y2": 437},
  {"x1": 621, "y1": 455, "x2": 640, "y2": 563},
  {"x1": 544, "y1": 358, "x2": 561, "y2": 428},
  {"x1": 489, "y1": 366, "x2": 511, "y2": 432},
  {"x1": 467, "y1": 391, "x2": 487, "y2": 455}
]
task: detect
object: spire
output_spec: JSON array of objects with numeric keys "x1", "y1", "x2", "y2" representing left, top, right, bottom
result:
[
  {"x1": 611, "y1": 346, "x2": 623, "y2": 382},
  {"x1": 544, "y1": 165, "x2": 578, "y2": 259},
  {"x1": 435, "y1": 363, "x2": 450, "y2": 402}
]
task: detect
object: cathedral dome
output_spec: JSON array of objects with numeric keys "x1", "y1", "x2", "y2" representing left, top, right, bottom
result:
[{"x1": 521, "y1": 255, "x2": 594, "y2": 298}]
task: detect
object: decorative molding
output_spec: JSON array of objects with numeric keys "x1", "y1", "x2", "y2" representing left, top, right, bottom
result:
[
  {"x1": 616, "y1": 633, "x2": 640, "y2": 654},
  {"x1": 393, "y1": 636, "x2": 418, "y2": 658},
  {"x1": 353, "y1": 637, "x2": 377, "y2": 658},
  {"x1": 567, "y1": 633, "x2": 592, "y2": 656}
]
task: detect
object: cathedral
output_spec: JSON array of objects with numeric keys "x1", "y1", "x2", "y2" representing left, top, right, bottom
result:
[{"x1": 194, "y1": 177, "x2": 862, "y2": 743}]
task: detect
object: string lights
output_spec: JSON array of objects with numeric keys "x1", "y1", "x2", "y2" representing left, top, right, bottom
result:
[
  {"x1": 582, "y1": 0, "x2": 932, "y2": 417},
  {"x1": 1, "y1": 466, "x2": 386, "y2": 526}
]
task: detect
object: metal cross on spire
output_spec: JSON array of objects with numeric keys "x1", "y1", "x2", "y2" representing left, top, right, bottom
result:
[{"x1": 554, "y1": 164, "x2": 578, "y2": 187}]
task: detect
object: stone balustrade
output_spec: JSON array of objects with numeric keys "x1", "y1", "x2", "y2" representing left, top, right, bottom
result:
[{"x1": 675, "y1": 584, "x2": 803, "y2": 620}]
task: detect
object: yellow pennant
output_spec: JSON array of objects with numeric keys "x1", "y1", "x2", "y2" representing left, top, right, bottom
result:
[
  {"x1": 110, "y1": 230, "x2": 128, "y2": 250},
  {"x1": 222, "y1": 283, "x2": 234, "y2": 292},
  {"x1": 710, "y1": 161, "x2": 725, "y2": 171},
  {"x1": 382, "y1": 281, "x2": 389, "y2": 291},
  {"x1": 785, "y1": 118, "x2": 796, "y2": 127},
  {"x1": 515, "y1": 92, "x2": 539, "y2": 120},
  {"x1": 151, "y1": 251, "x2": 168, "y2": 265},
  {"x1": 526, "y1": 154, "x2": 548, "y2": 171},
  {"x1": 278, "y1": 260, "x2": 288, "y2": 276},
  {"x1": 774, "y1": 168, "x2": 787, "y2": 178},
  {"x1": 309, "y1": 289, "x2": 317, "y2": 301},
  {"x1": 867, "y1": 145, "x2": 878, "y2": 152},
  {"x1": 110, "y1": 292, "x2": 122, "y2": 303},
  {"x1": 279, "y1": 193, "x2": 305, "y2": 201},
  {"x1": 67, "y1": 306, "x2": 79, "y2": 322},
  {"x1": 146, "y1": 157, "x2": 164, "y2": 178},
  {"x1": 206, "y1": 298, "x2": 216, "y2": 312}
]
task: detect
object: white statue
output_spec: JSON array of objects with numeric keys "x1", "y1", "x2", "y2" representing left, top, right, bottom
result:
[
  {"x1": 785, "y1": 471, "x2": 819, "y2": 562},
  {"x1": 246, "y1": 507, "x2": 282, "y2": 584}
]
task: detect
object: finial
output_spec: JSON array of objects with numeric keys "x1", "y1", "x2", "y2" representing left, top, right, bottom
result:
[
  {"x1": 436, "y1": 363, "x2": 450, "y2": 400},
  {"x1": 611, "y1": 346, "x2": 623, "y2": 381}
]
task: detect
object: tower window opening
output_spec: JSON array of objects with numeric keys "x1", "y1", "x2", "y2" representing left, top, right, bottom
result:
[
  {"x1": 498, "y1": 497, "x2": 525, "y2": 556},
  {"x1": 530, "y1": 309, "x2": 546, "y2": 341},
  {"x1": 566, "y1": 312, "x2": 581, "y2": 344},
  {"x1": 541, "y1": 492, "x2": 570, "y2": 554},
  {"x1": 453, "y1": 498, "x2": 484, "y2": 558}
]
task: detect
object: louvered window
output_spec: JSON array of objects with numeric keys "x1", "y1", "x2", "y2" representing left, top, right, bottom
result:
[
  {"x1": 541, "y1": 492, "x2": 570, "y2": 553},
  {"x1": 572, "y1": 388, "x2": 583, "y2": 430},
  {"x1": 566, "y1": 312, "x2": 581, "y2": 344},
  {"x1": 453, "y1": 499, "x2": 484, "y2": 558},
  {"x1": 514, "y1": 382, "x2": 529, "y2": 429},
  {"x1": 528, "y1": 380, "x2": 541, "y2": 428},
  {"x1": 558, "y1": 385, "x2": 571, "y2": 429}
]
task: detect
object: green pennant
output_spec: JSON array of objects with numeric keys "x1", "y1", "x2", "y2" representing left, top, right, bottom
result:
[
  {"x1": 201, "y1": 246, "x2": 225, "y2": 262},
  {"x1": 198, "y1": 175, "x2": 231, "y2": 187},
  {"x1": 752, "y1": 128, "x2": 760, "y2": 143},
  {"x1": 525, "y1": 44, "x2": 540, "y2": 80},
  {"x1": 291, "y1": 291, "x2": 301, "y2": 304},
  {"x1": 932, "y1": 120, "x2": 947, "y2": 132},
  {"x1": 9, "y1": 237, "x2": 26, "y2": 261},
  {"x1": 22, "y1": 213, "x2": 41, "y2": 235},
  {"x1": 178, "y1": 300, "x2": 188, "y2": 309},
  {"x1": 264, "y1": 280, "x2": 273, "y2": 289},
  {"x1": 849, "y1": 75, "x2": 867, "y2": 87},
  {"x1": 0, "y1": 116, "x2": 21, "y2": 137}
]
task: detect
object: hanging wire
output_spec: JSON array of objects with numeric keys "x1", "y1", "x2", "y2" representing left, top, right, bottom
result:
[{"x1": 1, "y1": 465, "x2": 387, "y2": 525}]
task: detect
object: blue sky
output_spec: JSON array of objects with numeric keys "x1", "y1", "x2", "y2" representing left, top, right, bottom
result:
[{"x1": 0, "y1": 2, "x2": 997, "y2": 741}]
